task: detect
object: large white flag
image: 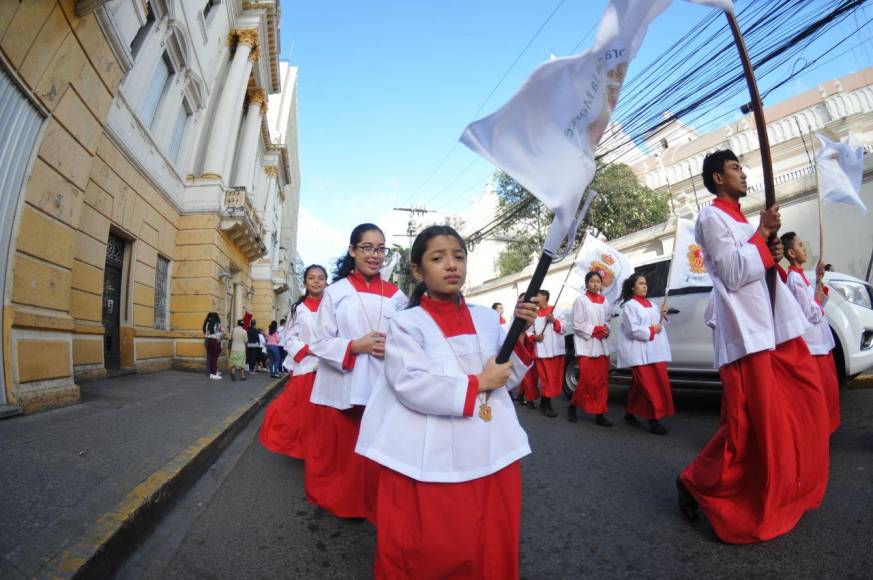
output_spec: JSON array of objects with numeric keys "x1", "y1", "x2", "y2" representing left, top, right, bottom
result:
[
  {"x1": 460, "y1": 0, "x2": 732, "y2": 251},
  {"x1": 817, "y1": 133, "x2": 867, "y2": 215},
  {"x1": 573, "y1": 234, "x2": 634, "y2": 304},
  {"x1": 667, "y1": 218, "x2": 711, "y2": 290}
]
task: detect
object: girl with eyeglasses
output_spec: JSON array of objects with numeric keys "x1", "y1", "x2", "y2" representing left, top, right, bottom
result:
[
  {"x1": 307, "y1": 223, "x2": 408, "y2": 523},
  {"x1": 259, "y1": 264, "x2": 328, "y2": 460},
  {"x1": 356, "y1": 225, "x2": 537, "y2": 579}
]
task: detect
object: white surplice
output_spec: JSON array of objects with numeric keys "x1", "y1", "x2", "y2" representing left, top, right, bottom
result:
[
  {"x1": 572, "y1": 293, "x2": 612, "y2": 358},
  {"x1": 786, "y1": 268, "x2": 835, "y2": 356},
  {"x1": 617, "y1": 297, "x2": 672, "y2": 368}
]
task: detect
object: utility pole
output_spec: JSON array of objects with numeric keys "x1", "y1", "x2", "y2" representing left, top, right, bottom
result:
[{"x1": 392, "y1": 206, "x2": 436, "y2": 241}]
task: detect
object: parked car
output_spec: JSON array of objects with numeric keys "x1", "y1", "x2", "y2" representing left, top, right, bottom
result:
[{"x1": 563, "y1": 256, "x2": 873, "y2": 397}]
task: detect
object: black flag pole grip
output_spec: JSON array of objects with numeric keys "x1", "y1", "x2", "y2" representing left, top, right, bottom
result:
[{"x1": 495, "y1": 252, "x2": 553, "y2": 364}]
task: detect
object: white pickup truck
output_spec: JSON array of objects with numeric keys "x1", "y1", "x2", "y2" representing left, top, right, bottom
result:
[{"x1": 563, "y1": 256, "x2": 873, "y2": 396}]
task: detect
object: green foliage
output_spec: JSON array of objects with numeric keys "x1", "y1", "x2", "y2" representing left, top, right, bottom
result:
[
  {"x1": 497, "y1": 240, "x2": 536, "y2": 277},
  {"x1": 583, "y1": 162, "x2": 671, "y2": 241}
]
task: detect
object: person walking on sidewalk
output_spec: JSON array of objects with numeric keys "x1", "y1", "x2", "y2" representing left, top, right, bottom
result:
[
  {"x1": 229, "y1": 320, "x2": 248, "y2": 381},
  {"x1": 203, "y1": 312, "x2": 223, "y2": 380},
  {"x1": 267, "y1": 321, "x2": 282, "y2": 378},
  {"x1": 246, "y1": 319, "x2": 261, "y2": 372}
]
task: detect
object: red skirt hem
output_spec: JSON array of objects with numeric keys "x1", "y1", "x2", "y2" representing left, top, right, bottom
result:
[
  {"x1": 520, "y1": 367, "x2": 539, "y2": 401},
  {"x1": 680, "y1": 337, "x2": 829, "y2": 544},
  {"x1": 814, "y1": 353, "x2": 840, "y2": 433},
  {"x1": 259, "y1": 372, "x2": 316, "y2": 459},
  {"x1": 304, "y1": 404, "x2": 380, "y2": 524},
  {"x1": 571, "y1": 355, "x2": 610, "y2": 414},
  {"x1": 535, "y1": 356, "x2": 565, "y2": 398},
  {"x1": 374, "y1": 462, "x2": 521, "y2": 580},
  {"x1": 626, "y1": 362, "x2": 674, "y2": 420}
]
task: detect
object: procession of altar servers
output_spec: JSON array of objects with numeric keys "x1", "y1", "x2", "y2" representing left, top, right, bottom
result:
[{"x1": 257, "y1": 217, "x2": 838, "y2": 576}]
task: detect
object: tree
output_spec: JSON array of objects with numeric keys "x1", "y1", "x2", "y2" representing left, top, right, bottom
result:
[{"x1": 492, "y1": 163, "x2": 670, "y2": 276}]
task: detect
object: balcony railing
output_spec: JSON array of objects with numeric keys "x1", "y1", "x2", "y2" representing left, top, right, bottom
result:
[{"x1": 221, "y1": 188, "x2": 267, "y2": 261}]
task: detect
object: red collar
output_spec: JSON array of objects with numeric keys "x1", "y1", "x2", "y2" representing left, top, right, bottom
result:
[
  {"x1": 303, "y1": 296, "x2": 322, "y2": 312},
  {"x1": 712, "y1": 197, "x2": 748, "y2": 224},
  {"x1": 499, "y1": 316, "x2": 506, "y2": 324},
  {"x1": 420, "y1": 294, "x2": 475, "y2": 338},
  {"x1": 789, "y1": 265, "x2": 811, "y2": 286},
  {"x1": 347, "y1": 271, "x2": 398, "y2": 297},
  {"x1": 586, "y1": 291, "x2": 605, "y2": 304},
  {"x1": 632, "y1": 295, "x2": 653, "y2": 308},
  {"x1": 537, "y1": 306, "x2": 554, "y2": 317}
]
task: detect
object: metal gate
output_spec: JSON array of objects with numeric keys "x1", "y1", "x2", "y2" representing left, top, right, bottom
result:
[{"x1": 0, "y1": 67, "x2": 44, "y2": 405}]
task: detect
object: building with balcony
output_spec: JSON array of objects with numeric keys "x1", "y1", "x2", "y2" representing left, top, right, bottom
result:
[{"x1": 0, "y1": 0, "x2": 300, "y2": 415}]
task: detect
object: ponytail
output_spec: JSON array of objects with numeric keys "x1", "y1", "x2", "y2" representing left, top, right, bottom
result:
[{"x1": 407, "y1": 281, "x2": 427, "y2": 308}]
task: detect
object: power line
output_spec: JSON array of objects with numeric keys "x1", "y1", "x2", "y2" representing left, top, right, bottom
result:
[{"x1": 405, "y1": 0, "x2": 568, "y2": 205}]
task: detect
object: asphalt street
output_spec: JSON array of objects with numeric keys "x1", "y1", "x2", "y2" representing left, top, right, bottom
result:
[{"x1": 119, "y1": 384, "x2": 873, "y2": 580}]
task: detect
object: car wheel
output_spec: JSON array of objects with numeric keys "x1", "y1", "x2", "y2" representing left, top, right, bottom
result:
[{"x1": 563, "y1": 357, "x2": 578, "y2": 400}]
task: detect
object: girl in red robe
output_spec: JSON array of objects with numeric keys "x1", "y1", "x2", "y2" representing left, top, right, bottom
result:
[
  {"x1": 258, "y1": 264, "x2": 327, "y2": 459},
  {"x1": 356, "y1": 225, "x2": 538, "y2": 579}
]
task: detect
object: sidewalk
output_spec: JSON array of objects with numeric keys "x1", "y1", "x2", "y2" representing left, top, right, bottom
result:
[{"x1": 0, "y1": 370, "x2": 283, "y2": 579}]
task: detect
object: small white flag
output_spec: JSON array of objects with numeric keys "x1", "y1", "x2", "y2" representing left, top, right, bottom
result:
[
  {"x1": 668, "y1": 218, "x2": 711, "y2": 290},
  {"x1": 380, "y1": 251, "x2": 401, "y2": 281},
  {"x1": 817, "y1": 133, "x2": 867, "y2": 215},
  {"x1": 460, "y1": 0, "x2": 732, "y2": 252},
  {"x1": 573, "y1": 234, "x2": 634, "y2": 304}
]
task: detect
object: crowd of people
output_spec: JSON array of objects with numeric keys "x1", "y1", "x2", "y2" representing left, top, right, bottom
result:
[
  {"x1": 200, "y1": 314, "x2": 290, "y2": 380},
  {"x1": 245, "y1": 149, "x2": 838, "y2": 577}
]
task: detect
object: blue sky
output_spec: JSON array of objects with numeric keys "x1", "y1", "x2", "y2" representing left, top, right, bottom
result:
[{"x1": 280, "y1": 1, "x2": 873, "y2": 267}]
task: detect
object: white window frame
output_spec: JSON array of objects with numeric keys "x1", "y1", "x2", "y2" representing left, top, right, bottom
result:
[
  {"x1": 129, "y1": 1, "x2": 156, "y2": 60},
  {"x1": 167, "y1": 98, "x2": 191, "y2": 164},
  {"x1": 138, "y1": 52, "x2": 173, "y2": 128}
]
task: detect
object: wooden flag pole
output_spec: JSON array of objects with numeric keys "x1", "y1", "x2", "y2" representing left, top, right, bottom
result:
[{"x1": 725, "y1": 10, "x2": 777, "y2": 308}]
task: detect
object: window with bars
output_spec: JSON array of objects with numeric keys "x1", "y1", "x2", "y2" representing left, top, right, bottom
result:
[{"x1": 154, "y1": 255, "x2": 170, "y2": 330}]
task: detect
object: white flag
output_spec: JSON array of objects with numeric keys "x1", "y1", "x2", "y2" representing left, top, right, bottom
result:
[
  {"x1": 460, "y1": 0, "x2": 732, "y2": 251},
  {"x1": 380, "y1": 251, "x2": 401, "y2": 281},
  {"x1": 817, "y1": 133, "x2": 867, "y2": 215},
  {"x1": 573, "y1": 235, "x2": 634, "y2": 304},
  {"x1": 668, "y1": 218, "x2": 711, "y2": 290}
]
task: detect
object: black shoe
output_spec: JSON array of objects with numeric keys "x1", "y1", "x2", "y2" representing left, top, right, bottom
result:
[
  {"x1": 676, "y1": 477, "x2": 699, "y2": 522},
  {"x1": 594, "y1": 414, "x2": 613, "y2": 427},
  {"x1": 525, "y1": 400, "x2": 536, "y2": 409},
  {"x1": 517, "y1": 396, "x2": 526, "y2": 406},
  {"x1": 230, "y1": 370, "x2": 236, "y2": 381},
  {"x1": 540, "y1": 398, "x2": 557, "y2": 418},
  {"x1": 567, "y1": 406, "x2": 578, "y2": 423},
  {"x1": 649, "y1": 420, "x2": 668, "y2": 435},
  {"x1": 624, "y1": 412, "x2": 641, "y2": 426}
]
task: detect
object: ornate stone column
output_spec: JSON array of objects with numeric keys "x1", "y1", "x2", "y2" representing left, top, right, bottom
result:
[
  {"x1": 201, "y1": 29, "x2": 259, "y2": 180},
  {"x1": 231, "y1": 89, "x2": 267, "y2": 191}
]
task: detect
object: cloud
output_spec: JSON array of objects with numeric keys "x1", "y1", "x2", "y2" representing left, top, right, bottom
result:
[{"x1": 296, "y1": 207, "x2": 349, "y2": 268}]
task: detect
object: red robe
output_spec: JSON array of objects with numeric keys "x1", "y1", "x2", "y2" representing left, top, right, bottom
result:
[
  {"x1": 259, "y1": 371, "x2": 316, "y2": 459},
  {"x1": 571, "y1": 355, "x2": 610, "y2": 414},
  {"x1": 680, "y1": 337, "x2": 829, "y2": 543},
  {"x1": 626, "y1": 362, "x2": 674, "y2": 420}
]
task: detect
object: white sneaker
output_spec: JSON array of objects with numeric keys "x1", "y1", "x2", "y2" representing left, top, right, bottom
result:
[{"x1": 209, "y1": 374, "x2": 220, "y2": 380}]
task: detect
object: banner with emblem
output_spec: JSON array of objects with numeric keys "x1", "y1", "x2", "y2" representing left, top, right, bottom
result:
[
  {"x1": 667, "y1": 217, "x2": 711, "y2": 290},
  {"x1": 573, "y1": 234, "x2": 634, "y2": 304}
]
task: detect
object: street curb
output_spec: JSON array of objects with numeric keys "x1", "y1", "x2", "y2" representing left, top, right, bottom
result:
[
  {"x1": 848, "y1": 374, "x2": 873, "y2": 389},
  {"x1": 37, "y1": 376, "x2": 285, "y2": 580}
]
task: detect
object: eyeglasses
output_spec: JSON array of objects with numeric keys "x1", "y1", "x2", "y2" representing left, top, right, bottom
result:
[{"x1": 355, "y1": 244, "x2": 389, "y2": 257}]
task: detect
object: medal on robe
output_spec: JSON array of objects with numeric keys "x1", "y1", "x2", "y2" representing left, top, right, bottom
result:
[{"x1": 478, "y1": 402, "x2": 492, "y2": 422}]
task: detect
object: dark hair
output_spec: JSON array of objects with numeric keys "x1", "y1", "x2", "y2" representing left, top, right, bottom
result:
[
  {"x1": 269, "y1": 321, "x2": 278, "y2": 335},
  {"x1": 249, "y1": 319, "x2": 257, "y2": 329},
  {"x1": 237, "y1": 319, "x2": 244, "y2": 327},
  {"x1": 202, "y1": 311, "x2": 220, "y2": 334},
  {"x1": 824, "y1": 263, "x2": 832, "y2": 271},
  {"x1": 291, "y1": 264, "x2": 328, "y2": 321},
  {"x1": 279, "y1": 318, "x2": 286, "y2": 325},
  {"x1": 491, "y1": 302, "x2": 502, "y2": 309},
  {"x1": 701, "y1": 150, "x2": 739, "y2": 194},
  {"x1": 584, "y1": 271, "x2": 603, "y2": 288},
  {"x1": 333, "y1": 223, "x2": 385, "y2": 281},
  {"x1": 620, "y1": 272, "x2": 646, "y2": 304},
  {"x1": 780, "y1": 231, "x2": 798, "y2": 256},
  {"x1": 538, "y1": 289, "x2": 550, "y2": 301},
  {"x1": 407, "y1": 225, "x2": 468, "y2": 308}
]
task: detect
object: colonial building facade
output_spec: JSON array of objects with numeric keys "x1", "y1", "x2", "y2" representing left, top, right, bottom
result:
[{"x1": 0, "y1": 0, "x2": 300, "y2": 415}]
